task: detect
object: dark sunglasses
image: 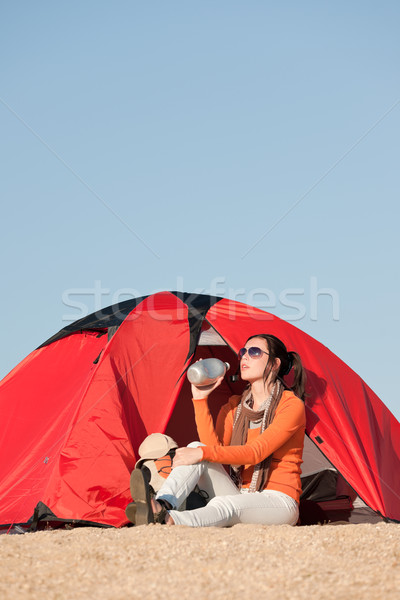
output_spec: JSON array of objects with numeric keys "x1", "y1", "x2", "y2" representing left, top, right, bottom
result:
[{"x1": 238, "y1": 347, "x2": 269, "y2": 360}]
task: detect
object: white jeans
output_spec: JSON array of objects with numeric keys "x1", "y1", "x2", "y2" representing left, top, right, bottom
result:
[{"x1": 155, "y1": 442, "x2": 299, "y2": 528}]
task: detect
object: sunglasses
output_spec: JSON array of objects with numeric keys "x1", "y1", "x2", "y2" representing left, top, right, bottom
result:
[{"x1": 238, "y1": 347, "x2": 269, "y2": 360}]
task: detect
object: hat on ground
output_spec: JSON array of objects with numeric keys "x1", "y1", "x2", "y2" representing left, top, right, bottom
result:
[{"x1": 135, "y1": 433, "x2": 178, "y2": 469}]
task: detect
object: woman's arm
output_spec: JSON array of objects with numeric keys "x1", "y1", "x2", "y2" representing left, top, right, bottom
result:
[
  {"x1": 171, "y1": 378, "x2": 234, "y2": 467},
  {"x1": 191, "y1": 376, "x2": 235, "y2": 446},
  {"x1": 193, "y1": 395, "x2": 236, "y2": 446},
  {"x1": 174, "y1": 397, "x2": 237, "y2": 467}
]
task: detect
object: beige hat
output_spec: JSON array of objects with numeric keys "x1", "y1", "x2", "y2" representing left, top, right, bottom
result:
[{"x1": 135, "y1": 433, "x2": 178, "y2": 469}]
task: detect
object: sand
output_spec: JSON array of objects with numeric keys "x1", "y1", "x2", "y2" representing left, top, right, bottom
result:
[{"x1": 0, "y1": 523, "x2": 399, "y2": 600}]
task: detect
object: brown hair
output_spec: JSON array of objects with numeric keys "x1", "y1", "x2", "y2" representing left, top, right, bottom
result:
[{"x1": 245, "y1": 334, "x2": 306, "y2": 400}]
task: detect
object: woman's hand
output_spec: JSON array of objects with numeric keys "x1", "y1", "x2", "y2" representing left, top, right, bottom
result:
[
  {"x1": 191, "y1": 376, "x2": 224, "y2": 399},
  {"x1": 172, "y1": 446, "x2": 203, "y2": 467}
]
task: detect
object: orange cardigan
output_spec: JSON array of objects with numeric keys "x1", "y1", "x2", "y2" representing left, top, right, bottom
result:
[{"x1": 193, "y1": 390, "x2": 306, "y2": 503}]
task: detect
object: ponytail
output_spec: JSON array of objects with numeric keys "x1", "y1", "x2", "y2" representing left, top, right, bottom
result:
[{"x1": 287, "y1": 351, "x2": 306, "y2": 401}]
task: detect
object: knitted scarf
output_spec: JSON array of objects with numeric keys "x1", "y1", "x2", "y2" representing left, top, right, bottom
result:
[{"x1": 230, "y1": 380, "x2": 282, "y2": 492}]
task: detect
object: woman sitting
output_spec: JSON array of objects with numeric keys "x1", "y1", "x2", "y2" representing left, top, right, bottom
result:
[{"x1": 130, "y1": 333, "x2": 306, "y2": 528}]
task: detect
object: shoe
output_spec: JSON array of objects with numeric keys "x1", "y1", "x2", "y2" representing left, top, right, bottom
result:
[
  {"x1": 130, "y1": 465, "x2": 152, "y2": 501},
  {"x1": 129, "y1": 468, "x2": 171, "y2": 525},
  {"x1": 125, "y1": 502, "x2": 137, "y2": 524},
  {"x1": 130, "y1": 468, "x2": 154, "y2": 526}
]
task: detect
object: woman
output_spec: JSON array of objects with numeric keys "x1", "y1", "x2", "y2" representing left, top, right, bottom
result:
[{"x1": 130, "y1": 333, "x2": 306, "y2": 527}]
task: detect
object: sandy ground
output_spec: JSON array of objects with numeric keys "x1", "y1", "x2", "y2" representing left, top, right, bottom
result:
[{"x1": 0, "y1": 523, "x2": 399, "y2": 600}]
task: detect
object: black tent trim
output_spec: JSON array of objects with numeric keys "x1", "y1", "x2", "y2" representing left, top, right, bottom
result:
[{"x1": 39, "y1": 291, "x2": 223, "y2": 349}]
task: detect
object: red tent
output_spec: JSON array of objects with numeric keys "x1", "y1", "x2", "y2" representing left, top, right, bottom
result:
[{"x1": 0, "y1": 291, "x2": 399, "y2": 528}]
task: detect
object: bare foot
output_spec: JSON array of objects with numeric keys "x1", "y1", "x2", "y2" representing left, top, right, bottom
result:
[
  {"x1": 151, "y1": 498, "x2": 175, "y2": 525},
  {"x1": 151, "y1": 498, "x2": 162, "y2": 513},
  {"x1": 165, "y1": 513, "x2": 175, "y2": 526}
]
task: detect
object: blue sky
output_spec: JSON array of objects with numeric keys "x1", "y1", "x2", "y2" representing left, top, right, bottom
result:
[{"x1": 1, "y1": 2, "x2": 399, "y2": 419}]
